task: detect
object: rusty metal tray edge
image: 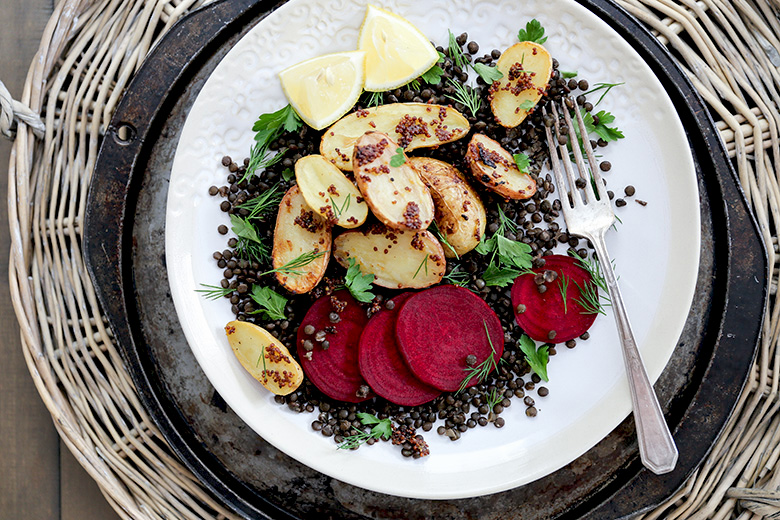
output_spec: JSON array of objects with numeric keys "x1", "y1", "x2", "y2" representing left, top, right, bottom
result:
[{"x1": 82, "y1": 0, "x2": 768, "y2": 519}]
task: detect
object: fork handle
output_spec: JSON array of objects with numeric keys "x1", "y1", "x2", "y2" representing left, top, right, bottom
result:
[{"x1": 589, "y1": 232, "x2": 678, "y2": 475}]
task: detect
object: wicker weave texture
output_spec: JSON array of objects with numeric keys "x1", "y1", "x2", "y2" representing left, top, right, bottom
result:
[{"x1": 3, "y1": 0, "x2": 780, "y2": 518}]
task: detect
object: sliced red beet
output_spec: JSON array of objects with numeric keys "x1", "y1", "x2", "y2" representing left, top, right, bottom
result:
[
  {"x1": 511, "y1": 254, "x2": 598, "y2": 343},
  {"x1": 296, "y1": 290, "x2": 373, "y2": 402},
  {"x1": 395, "y1": 285, "x2": 504, "y2": 392},
  {"x1": 359, "y1": 293, "x2": 441, "y2": 406}
]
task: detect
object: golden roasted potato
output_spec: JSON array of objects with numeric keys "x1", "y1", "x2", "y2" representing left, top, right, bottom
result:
[
  {"x1": 333, "y1": 224, "x2": 445, "y2": 289},
  {"x1": 464, "y1": 134, "x2": 537, "y2": 200},
  {"x1": 225, "y1": 320, "x2": 304, "y2": 395},
  {"x1": 352, "y1": 131, "x2": 434, "y2": 231},
  {"x1": 272, "y1": 185, "x2": 331, "y2": 293},
  {"x1": 321, "y1": 102, "x2": 470, "y2": 170},
  {"x1": 407, "y1": 157, "x2": 486, "y2": 258},
  {"x1": 489, "y1": 41, "x2": 553, "y2": 128},
  {"x1": 294, "y1": 154, "x2": 368, "y2": 228}
]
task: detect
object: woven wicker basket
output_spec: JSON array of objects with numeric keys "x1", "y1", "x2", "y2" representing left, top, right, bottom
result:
[{"x1": 3, "y1": 0, "x2": 780, "y2": 518}]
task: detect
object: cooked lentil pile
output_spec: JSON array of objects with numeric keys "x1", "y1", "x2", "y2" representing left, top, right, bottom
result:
[{"x1": 206, "y1": 33, "x2": 632, "y2": 455}]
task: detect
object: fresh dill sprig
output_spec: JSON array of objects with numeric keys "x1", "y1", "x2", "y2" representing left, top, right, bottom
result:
[
  {"x1": 195, "y1": 284, "x2": 233, "y2": 300},
  {"x1": 236, "y1": 184, "x2": 283, "y2": 220},
  {"x1": 584, "y1": 81, "x2": 625, "y2": 106},
  {"x1": 457, "y1": 321, "x2": 501, "y2": 393},
  {"x1": 412, "y1": 254, "x2": 429, "y2": 279},
  {"x1": 558, "y1": 272, "x2": 570, "y2": 314},
  {"x1": 231, "y1": 214, "x2": 270, "y2": 262},
  {"x1": 445, "y1": 78, "x2": 481, "y2": 118},
  {"x1": 442, "y1": 265, "x2": 469, "y2": 287},
  {"x1": 485, "y1": 387, "x2": 502, "y2": 411},
  {"x1": 431, "y1": 221, "x2": 459, "y2": 259},
  {"x1": 407, "y1": 79, "x2": 422, "y2": 91},
  {"x1": 242, "y1": 104, "x2": 303, "y2": 182},
  {"x1": 573, "y1": 279, "x2": 609, "y2": 315},
  {"x1": 447, "y1": 30, "x2": 469, "y2": 70},
  {"x1": 241, "y1": 142, "x2": 288, "y2": 184},
  {"x1": 366, "y1": 91, "x2": 384, "y2": 107},
  {"x1": 496, "y1": 205, "x2": 519, "y2": 235},
  {"x1": 329, "y1": 194, "x2": 351, "y2": 221},
  {"x1": 258, "y1": 250, "x2": 327, "y2": 277}
]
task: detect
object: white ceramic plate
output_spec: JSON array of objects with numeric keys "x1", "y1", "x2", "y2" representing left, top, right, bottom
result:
[{"x1": 166, "y1": 0, "x2": 700, "y2": 499}]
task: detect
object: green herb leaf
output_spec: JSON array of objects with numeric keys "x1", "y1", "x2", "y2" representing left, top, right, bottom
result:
[
  {"x1": 196, "y1": 284, "x2": 233, "y2": 300},
  {"x1": 519, "y1": 335, "x2": 549, "y2": 381},
  {"x1": 584, "y1": 81, "x2": 624, "y2": 106},
  {"x1": 582, "y1": 109, "x2": 624, "y2": 142},
  {"x1": 518, "y1": 99, "x2": 535, "y2": 111},
  {"x1": 243, "y1": 104, "x2": 303, "y2": 182},
  {"x1": 442, "y1": 265, "x2": 469, "y2": 287},
  {"x1": 518, "y1": 19, "x2": 548, "y2": 44},
  {"x1": 338, "y1": 413, "x2": 393, "y2": 450},
  {"x1": 495, "y1": 235, "x2": 533, "y2": 270},
  {"x1": 282, "y1": 167, "x2": 295, "y2": 182},
  {"x1": 560, "y1": 70, "x2": 578, "y2": 78},
  {"x1": 513, "y1": 152, "x2": 531, "y2": 173},
  {"x1": 389, "y1": 147, "x2": 406, "y2": 167},
  {"x1": 365, "y1": 91, "x2": 384, "y2": 107},
  {"x1": 473, "y1": 62, "x2": 503, "y2": 84},
  {"x1": 420, "y1": 52, "x2": 446, "y2": 85},
  {"x1": 258, "y1": 250, "x2": 327, "y2": 277},
  {"x1": 356, "y1": 412, "x2": 381, "y2": 425},
  {"x1": 412, "y1": 254, "x2": 429, "y2": 279},
  {"x1": 448, "y1": 30, "x2": 469, "y2": 69},
  {"x1": 457, "y1": 321, "x2": 501, "y2": 393},
  {"x1": 231, "y1": 214, "x2": 262, "y2": 243},
  {"x1": 344, "y1": 258, "x2": 376, "y2": 303},
  {"x1": 236, "y1": 184, "x2": 283, "y2": 220},
  {"x1": 474, "y1": 234, "x2": 496, "y2": 255},
  {"x1": 558, "y1": 272, "x2": 570, "y2": 314},
  {"x1": 482, "y1": 262, "x2": 520, "y2": 287},
  {"x1": 370, "y1": 419, "x2": 393, "y2": 440},
  {"x1": 249, "y1": 286, "x2": 288, "y2": 321}
]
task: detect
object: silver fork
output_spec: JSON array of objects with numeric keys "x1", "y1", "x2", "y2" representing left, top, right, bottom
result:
[{"x1": 543, "y1": 99, "x2": 678, "y2": 475}]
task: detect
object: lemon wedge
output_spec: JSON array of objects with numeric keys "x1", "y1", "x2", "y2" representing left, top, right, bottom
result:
[
  {"x1": 358, "y1": 5, "x2": 439, "y2": 92},
  {"x1": 279, "y1": 51, "x2": 366, "y2": 130}
]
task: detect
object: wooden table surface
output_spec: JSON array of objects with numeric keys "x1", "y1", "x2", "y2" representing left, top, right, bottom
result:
[{"x1": 0, "y1": 2, "x2": 122, "y2": 519}]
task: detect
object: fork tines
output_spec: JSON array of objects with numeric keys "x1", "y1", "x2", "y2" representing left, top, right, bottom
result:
[{"x1": 543, "y1": 98, "x2": 611, "y2": 209}]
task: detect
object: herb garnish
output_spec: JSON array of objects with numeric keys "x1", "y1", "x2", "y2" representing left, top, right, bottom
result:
[
  {"x1": 249, "y1": 286, "x2": 288, "y2": 321},
  {"x1": 412, "y1": 254, "x2": 429, "y2": 279},
  {"x1": 457, "y1": 321, "x2": 501, "y2": 393},
  {"x1": 281, "y1": 167, "x2": 295, "y2": 182},
  {"x1": 258, "y1": 250, "x2": 327, "y2": 277},
  {"x1": 236, "y1": 184, "x2": 283, "y2": 220},
  {"x1": 486, "y1": 387, "x2": 502, "y2": 411},
  {"x1": 472, "y1": 62, "x2": 503, "y2": 84},
  {"x1": 475, "y1": 206, "x2": 532, "y2": 286},
  {"x1": 582, "y1": 109, "x2": 624, "y2": 142},
  {"x1": 344, "y1": 258, "x2": 375, "y2": 303},
  {"x1": 338, "y1": 412, "x2": 393, "y2": 450},
  {"x1": 431, "y1": 221, "x2": 459, "y2": 259},
  {"x1": 448, "y1": 30, "x2": 470, "y2": 69},
  {"x1": 195, "y1": 284, "x2": 233, "y2": 300},
  {"x1": 481, "y1": 263, "x2": 520, "y2": 287},
  {"x1": 558, "y1": 272, "x2": 570, "y2": 314},
  {"x1": 584, "y1": 82, "x2": 625, "y2": 106},
  {"x1": 231, "y1": 214, "x2": 270, "y2": 262},
  {"x1": 513, "y1": 153, "x2": 531, "y2": 174},
  {"x1": 390, "y1": 147, "x2": 406, "y2": 167},
  {"x1": 518, "y1": 19, "x2": 548, "y2": 44},
  {"x1": 560, "y1": 70, "x2": 578, "y2": 78},
  {"x1": 329, "y1": 194, "x2": 351, "y2": 221},
  {"x1": 445, "y1": 78, "x2": 482, "y2": 117},
  {"x1": 569, "y1": 250, "x2": 612, "y2": 314},
  {"x1": 519, "y1": 334, "x2": 549, "y2": 381},
  {"x1": 365, "y1": 91, "x2": 384, "y2": 107},
  {"x1": 420, "y1": 51, "x2": 446, "y2": 85},
  {"x1": 243, "y1": 104, "x2": 303, "y2": 182},
  {"x1": 442, "y1": 265, "x2": 469, "y2": 287}
]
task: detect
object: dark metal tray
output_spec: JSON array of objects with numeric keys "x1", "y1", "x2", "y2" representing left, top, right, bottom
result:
[{"x1": 83, "y1": 0, "x2": 767, "y2": 518}]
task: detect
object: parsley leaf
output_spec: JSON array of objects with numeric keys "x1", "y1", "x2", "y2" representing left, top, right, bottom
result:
[
  {"x1": 513, "y1": 152, "x2": 531, "y2": 173},
  {"x1": 475, "y1": 234, "x2": 496, "y2": 255},
  {"x1": 473, "y1": 62, "x2": 503, "y2": 84},
  {"x1": 230, "y1": 214, "x2": 263, "y2": 244},
  {"x1": 518, "y1": 99, "x2": 535, "y2": 111},
  {"x1": 519, "y1": 335, "x2": 549, "y2": 381},
  {"x1": 495, "y1": 235, "x2": 533, "y2": 270},
  {"x1": 560, "y1": 70, "x2": 578, "y2": 78},
  {"x1": 244, "y1": 104, "x2": 303, "y2": 181},
  {"x1": 389, "y1": 147, "x2": 406, "y2": 167},
  {"x1": 518, "y1": 19, "x2": 548, "y2": 44},
  {"x1": 339, "y1": 413, "x2": 393, "y2": 450},
  {"x1": 482, "y1": 263, "x2": 521, "y2": 287},
  {"x1": 249, "y1": 286, "x2": 288, "y2": 321},
  {"x1": 421, "y1": 52, "x2": 446, "y2": 85},
  {"x1": 282, "y1": 167, "x2": 295, "y2": 182},
  {"x1": 344, "y1": 258, "x2": 375, "y2": 303},
  {"x1": 583, "y1": 109, "x2": 624, "y2": 142}
]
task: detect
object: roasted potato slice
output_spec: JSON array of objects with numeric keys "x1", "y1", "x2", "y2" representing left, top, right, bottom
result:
[
  {"x1": 321, "y1": 102, "x2": 470, "y2": 170},
  {"x1": 272, "y1": 185, "x2": 331, "y2": 293},
  {"x1": 295, "y1": 154, "x2": 368, "y2": 228},
  {"x1": 225, "y1": 320, "x2": 304, "y2": 395},
  {"x1": 488, "y1": 41, "x2": 553, "y2": 128},
  {"x1": 333, "y1": 224, "x2": 445, "y2": 289},
  {"x1": 407, "y1": 157, "x2": 486, "y2": 257},
  {"x1": 353, "y1": 131, "x2": 434, "y2": 231},
  {"x1": 465, "y1": 134, "x2": 537, "y2": 200}
]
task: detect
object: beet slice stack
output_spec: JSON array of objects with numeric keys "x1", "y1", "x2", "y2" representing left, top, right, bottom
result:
[
  {"x1": 511, "y1": 254, "x2": 598, "y2": 343},
  {"x1": 395, "y1": 285, "x2": 504, "y2": 392},
  {"x1": 296, "y1": 291, "x2": 373, "y2": 402},
  {"x1": 359, "y1": 293, "x2": 441, "y2": 406}
]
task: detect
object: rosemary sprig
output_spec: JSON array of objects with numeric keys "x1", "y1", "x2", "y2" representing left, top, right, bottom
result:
[
  {"x1": 195, "y1": 284, "x2": 233, "y2": 300},
  {"x1": 412, "y1": 254, "x2": 429, "y2": 279},
  {"x1": 258, "y1": 250, "x2": 327, "y2": 277},
  {"x1": 445, "y1": 78, "x2": 481, "y2": 118},
  {"x1": 457, "y1": 321, "x2": 501, "y2": 393},
  {"x1": 236, "y1": 184, "x2": 283, "y2": 220}
]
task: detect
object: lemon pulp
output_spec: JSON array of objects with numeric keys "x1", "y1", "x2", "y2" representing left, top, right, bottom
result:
[
  {"x1": 279, "y1": 51, "x2": 365, "y2": 130},
  {"x1": 359, "y1": 5, "x2": 439, "y2": 92}
]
